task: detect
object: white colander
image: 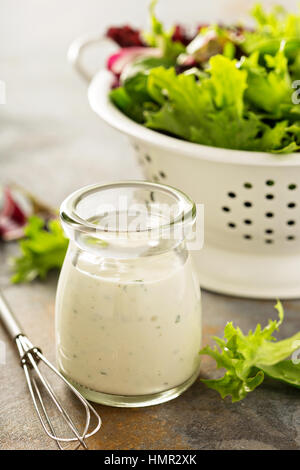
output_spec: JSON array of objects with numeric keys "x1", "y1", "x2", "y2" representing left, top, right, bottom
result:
[{"x1": 69, "y1": 36, "x2": 300, "y2": 299}]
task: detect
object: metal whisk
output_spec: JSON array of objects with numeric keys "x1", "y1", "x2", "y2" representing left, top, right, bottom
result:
[{"x1": 0, "y1": 291, "x2": 101, "y2": 450}]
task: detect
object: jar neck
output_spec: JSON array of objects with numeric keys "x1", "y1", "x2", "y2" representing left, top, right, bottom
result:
[
  {"x1": 64, "y1": 228, "x2": 189, "y2": 259},
  {"x1": 60, "y1": 181, "x2": 196, "y2": 258},
  {"x1": 67, "y1": 240, "x2": 189, "y2": 280}
]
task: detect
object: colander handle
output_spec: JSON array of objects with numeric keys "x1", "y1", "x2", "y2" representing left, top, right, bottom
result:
[{"x1": 68, "y1": 33, "x2": 112, "y2": 83}]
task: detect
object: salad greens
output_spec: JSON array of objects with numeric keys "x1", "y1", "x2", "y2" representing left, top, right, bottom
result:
[
  {"x1": 110, "y1": 2, "x2": 300, "y2": 153},
  {"x1": 200, "y1": 301, "x2": 300, "y2": 402},
  {"x1": 145, "y1": 58, "x2": 273, "y2": 151},
  {"x1": 143, "y1": 0, "x2": 186, "y2": 60},
  {"x1": 243, "y1": 3, "x2": 300, "y2": 61},
  {"x1": 11, "y1": 216, "x2": 68, "y2": 283}
]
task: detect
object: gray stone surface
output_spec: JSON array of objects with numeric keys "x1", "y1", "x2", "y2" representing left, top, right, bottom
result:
[{"x1": 1, "y1": 0, "x2": 300, "y2": 450}]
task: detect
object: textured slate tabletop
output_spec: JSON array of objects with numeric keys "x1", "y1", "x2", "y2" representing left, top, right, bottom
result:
[
  {"x1": 1, "y1": 2, "x2": 300, "y2": 449},
  {"x1": 0, "y1": 277, "x2": 300, "y2": 450}
]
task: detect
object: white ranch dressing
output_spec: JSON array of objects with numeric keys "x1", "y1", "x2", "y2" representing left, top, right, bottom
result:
[{"x1": 56, "y1": 247, "x2": 201, "y2": 396}]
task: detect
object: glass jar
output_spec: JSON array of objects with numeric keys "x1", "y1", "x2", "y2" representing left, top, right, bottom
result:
[{"x1": 55, "y1": 181, "x2": 202, "y2": 407}]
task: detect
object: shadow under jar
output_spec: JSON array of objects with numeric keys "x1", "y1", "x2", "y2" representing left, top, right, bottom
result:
[{"x1": 55, "y1": 181, "x2": 202, "y2": 407}]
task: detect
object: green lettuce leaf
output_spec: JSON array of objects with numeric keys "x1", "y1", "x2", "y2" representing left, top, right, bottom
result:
[
  {"x1": 110, "y1": 56, "x2": 174, "y2": 123},
  {"x1": 241, "y1": 48, "x2": 294, "y2": 118},
  {"x1": 11, "y1": 216, "x2": 68, "y2": 283},
  {"x1": 200, "y1": 301, "x2": 300, "y2": 402},
  {"x1": 110, "y1": 86, "x2": 147, "y2": 123},
  {"x1": 143, "y1": 0, "x2": 185, "y2": 59},
  {"x1": 242, "y1": 3, "x2": 300, "y2": 58},
  {"x1": 261, "y1": 360, "x2": 300, "y2": 388}
]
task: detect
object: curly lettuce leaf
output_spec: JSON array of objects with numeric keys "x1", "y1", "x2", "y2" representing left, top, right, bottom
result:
[
  {"x1": 251, "y1": 3, "x2": 300, "y2": 38},
  {"x1": 242, "y1": 3, "x2": 300, "y2": 58},
  {"x1": 110, "y1": 86, "x2": 146, "y2": 123},
  {"x1": 145, "y1": 57, "x2": 260, "y2": 149},
  {"x1": 240, "y1": 48, "x2": 295, "y2": 118},
  {"x1": 11, "y1": 216, "x2": 68, "y2": 283},
  {"x1": 143, "y1": 0, "x2": 185, "y2": 59},
  {"x1": 110, "y1": 56, "x2": 173, "y2": 123},
  {"x1": 286, "y1": 123, "x2": 300, "y2": 150},
  {"x1": 200, "y1": 301, "x2": 300, "y2": 402}
]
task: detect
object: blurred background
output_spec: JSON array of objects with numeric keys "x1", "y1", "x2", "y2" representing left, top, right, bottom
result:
[{"x1": 1, "y1": 0, "x2": 299, "y2": 207}]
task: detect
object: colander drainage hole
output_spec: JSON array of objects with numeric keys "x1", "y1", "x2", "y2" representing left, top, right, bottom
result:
[
  {"x1": 159, "y1": 171, "x2": 166, "y2": 179},
  {"x1": 287, "y1": 236, "x2": 295, "y2": 240},
  {"x1": 287, "y1": 202, "x2": 296, "y2": 208},
  {"x1": 145, "y1": 154, "x2": 152, "y2": 162},
  {"x1": 265, "y1": 229, "x2": 273, "y2": 234},
  {"x1": 228, "y1": 222, "x2": 236, "y2": 228},
  {"x1": 228, "y1": 192, "x2": 236, "y2": 198},
  {"x1": 265, "y1": 194, "x2": 274, "y2": 200},
  {"x1": 244, "y1": 201, "x2": 252, "y2": 208},
  {"x1": 244, "y1": 219, "x2": 252, "y2": 225},
  {"x1": 265, "y1": 212, "x2": 274, "y2": 218},
  {"x1": 265, "y1": 239, "x2": 274, "y2": 244},
  {"x1": 266, "y1": 180, "x2": 275, "y2": 186},
  {"x1": 244, "y1": 234, "x2": 252, "y2": 239},
  {"x1": 222, "y1": 206, "x2": 230, "y2": 212},
  {"x1": 287, "y1": 220, "x2": 296, "y2": 225},
  {"x1": 288, "y1": 183, "x2": 297, "y2": 190},
  {"x1": 244, "y1": 182, "x2": 252, "y2": 189}
]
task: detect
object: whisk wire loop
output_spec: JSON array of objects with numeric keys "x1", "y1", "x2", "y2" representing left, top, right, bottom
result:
[
  {"x1": 15, "y1": 333, "x2": 102, "y2": 450},
  {"x1": 0, "y1": 291, "x2": 102, "y2": 450}
]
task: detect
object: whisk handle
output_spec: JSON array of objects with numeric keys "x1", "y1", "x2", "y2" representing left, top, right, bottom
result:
[{"x1": 0, "y1": 291, "x2": 23, "y2": 339}]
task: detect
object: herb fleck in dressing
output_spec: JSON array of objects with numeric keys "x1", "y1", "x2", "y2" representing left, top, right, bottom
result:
[{"x1": 56, "y1": 248, "x2": 202, "y2": 396}]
